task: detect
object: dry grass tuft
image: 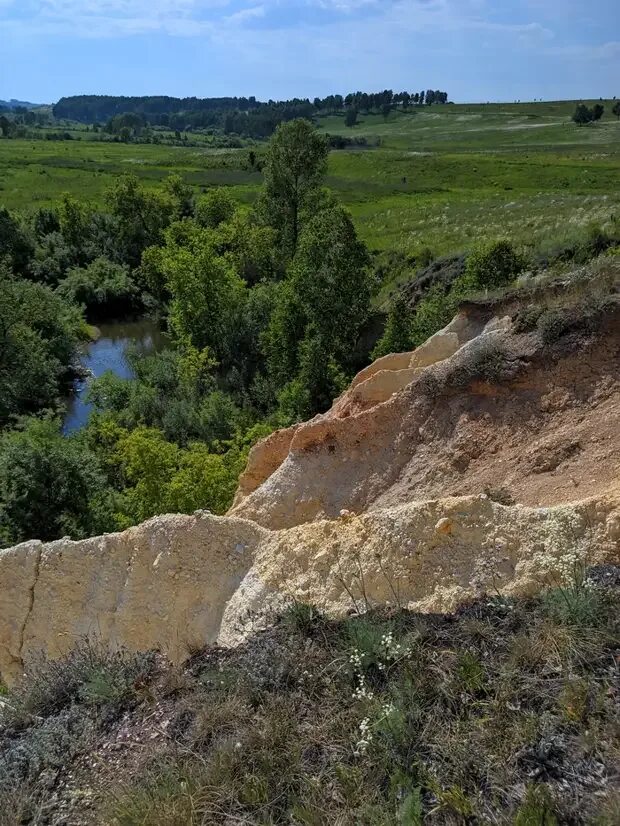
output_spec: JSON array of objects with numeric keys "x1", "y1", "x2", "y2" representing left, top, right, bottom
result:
[{"x1": 1, "y1": 573, "x2": 618, "y2": 825}]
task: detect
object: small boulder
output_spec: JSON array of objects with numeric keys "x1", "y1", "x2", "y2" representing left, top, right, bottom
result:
[{"x1": 434, "y1": 517, "x2": 453, "y2": 536}]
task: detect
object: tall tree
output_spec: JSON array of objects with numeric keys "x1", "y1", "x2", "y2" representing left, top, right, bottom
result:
[
  {"x1": 0, "y1": 268, "x2": 84, "y2": 425},
  {"x1": 258, "y1": 119, "x2": 328, "y2": 259},
  {"x1": 153, "y1": 223, "x2": 246, "y2": 363},
  {"x1": 195, "y1": 188, "x2": 236, "y2": 229},
  {"x1": 163, "y1": 174, "x2": 194, "y2": 219},
  {"x1": 289, "y1": 205, "x2": 371, "y2": 366},
  {"x1": 572, "y1": 103, "x2": 594, "y2": 126},
  {"x1": 106, "y1": 175, "x2": 173, "y2": 267},
  {"x1": 263, "y1": 206, "x2": 371, "y2": 420},
  {"x1": 0, "y1": 207, "x2": 33, "y2": 274},
  {"x1": 0, "y1": 418, "x2": 111, "y2": 543}
]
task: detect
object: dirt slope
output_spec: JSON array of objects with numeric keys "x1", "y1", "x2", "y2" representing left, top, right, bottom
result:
[{"x1": 231, "y1": 285, "x2": 620, "y2": 529}]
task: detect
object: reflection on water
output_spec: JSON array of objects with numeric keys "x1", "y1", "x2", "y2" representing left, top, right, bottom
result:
[{"x1": 63, "y1": 319, "x2": 166, "y2": 434}]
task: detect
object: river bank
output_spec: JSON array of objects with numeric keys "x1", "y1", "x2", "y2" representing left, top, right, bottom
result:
[{"x1": 63, "y1": 318, "x2": 167, "y2": 434}]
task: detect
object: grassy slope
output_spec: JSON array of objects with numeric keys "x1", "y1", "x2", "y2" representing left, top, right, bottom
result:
[
  {"x1": 1, "y1": 571, "x2": 618, "y2": 824},
  {"x1": 320, "y1": 102, "x2": 620, "y2": 256},
  {"x1": 1, "y1": 100, "x2": 618, "y2": 259}
]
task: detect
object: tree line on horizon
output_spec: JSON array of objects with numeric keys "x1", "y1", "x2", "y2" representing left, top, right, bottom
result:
[{"x1": 52, "y1": 88, "x2": 449, "y2": 138}]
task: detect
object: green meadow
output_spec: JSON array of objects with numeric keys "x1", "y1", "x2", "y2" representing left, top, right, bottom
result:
[{"x1": 1, "y1": 100, "x2": 619, "y2": 259}]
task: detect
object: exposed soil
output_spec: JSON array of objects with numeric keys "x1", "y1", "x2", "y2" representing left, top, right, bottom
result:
[{"x1": 376, "y1": 328, "x2": 620, "y2": 511}]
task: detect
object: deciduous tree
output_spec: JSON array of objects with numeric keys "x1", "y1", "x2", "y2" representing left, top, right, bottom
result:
[{"x1": 258, "y1": 119, "x2": 328, "y2": 258}]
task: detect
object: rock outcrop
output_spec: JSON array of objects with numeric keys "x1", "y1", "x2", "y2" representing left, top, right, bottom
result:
[
  {"x1": 0, "y1": 515, "x2": 265, "y2": 685},
  {"x1": 2, "y1": 267, "x2": 619, "y2": 685}
]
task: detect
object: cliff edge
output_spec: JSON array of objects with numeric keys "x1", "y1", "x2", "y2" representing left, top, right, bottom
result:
[{"x1": 1, "y1": 260, "x2": 619, "y2": 685}]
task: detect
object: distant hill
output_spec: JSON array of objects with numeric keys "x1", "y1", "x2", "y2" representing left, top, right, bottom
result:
[{"x1": 0, "y1": 98, "x2": 43, "y2": 110}]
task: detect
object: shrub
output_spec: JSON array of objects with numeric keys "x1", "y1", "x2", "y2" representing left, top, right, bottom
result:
[
  {"x1": 464, "y1": 239, "x2": 525, "y2": 290},
  {"x1": 513, "y1": 305, "x2": 543, "y2": 333},
  {"x1": 541, "y1": 585, "x2": 608, "y2": 628},
  {"x1": 57, "y1": 257, "x2": 138, "y2": 319},
  {"x1": 281, "y1": 601, "x2": 324, "y2": 636},
  {"x1": 3, "y1": 642, "x2": 154, "y2": 726},
  {"x1": 536, "y1": 300, "x2": 604, "y2": 344},
  {"x1": 0, "y1": 706, "x2": 95, "y2": 793},
  {"x1": 194, "y1": 188, "x2": 236, "y2": 229},
  {"x1": 0, "y1": 273, "x2": 84, "y2": 426},
  {"x1": 0, "y1": 417, "x2": 115, "y2": 544},
  {"x1": 409, "y1": 282, "x2": 455, "y2": 347},
  {"x1": 450, "y1": 339, "x2": 518, "y2": 389},
  {"x1": 372, "y1": 294, "x2": 413, "y2": 359}
]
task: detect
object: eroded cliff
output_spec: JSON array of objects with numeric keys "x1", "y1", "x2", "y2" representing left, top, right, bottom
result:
[{"x1": 2, "y1": 262, "x2": 619, "y2": 685}]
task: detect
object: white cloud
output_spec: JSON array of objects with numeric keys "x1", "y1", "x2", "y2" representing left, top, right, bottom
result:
[
  {"x1": 224, "y1": 4, "x2": 265, "y2": 24},
  {"x1": 1, "y1": 0, "x2": 238, "y2": 37},
  {"x1": 546, "y1": 40, "x2": 620, "y2": 60},
  {"x1": 39, "y1": 0, "x2": 206, "y2": 13},
  {"x1": 0, "y1": 0, "x2": 603, "y2": 59},
  {"x1": 311, "y1": 0, "x2": 381, "y2": 10}
]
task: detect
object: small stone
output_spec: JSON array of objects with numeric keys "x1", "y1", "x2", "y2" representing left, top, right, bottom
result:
[{"x1": 435, "y1": 517, "x2": 453, "y2": 536}]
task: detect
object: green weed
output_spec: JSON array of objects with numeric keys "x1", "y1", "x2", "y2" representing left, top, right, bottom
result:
[{"x1": 514, "y1": 784, "x2": 558, "y2": 826}]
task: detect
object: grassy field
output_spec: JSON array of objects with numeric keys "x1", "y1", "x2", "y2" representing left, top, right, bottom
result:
[{"x1": 1, "y1": 100, "x2": 619, "y2": 259}]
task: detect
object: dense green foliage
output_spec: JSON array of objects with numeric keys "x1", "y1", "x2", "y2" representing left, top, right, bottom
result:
[
  {"x1": 572, "y1": 102, "x2": 605, "y2": 125},
  {"x1": 0, "y1": 270, "x2": 84, "y2": 425},
  {"x1": 57, "y1": 257, "x2": 138, "y2": 318},
  {"x1": 194, "y1": 187, "x2": 236, "y2": 229},
  {"x1": 49, "y1": 89, "x2": 448, "y2": 141},
  {"x1": 372, "y1": 293, "x2": 413, "y2": 359},
  {"x1": 0, "y1": 418, "x2": 112, "y2": 543},
  {"x1": 345, "y1": 107, "x2": 358, "y2": 128},
  {"x1": 0, "y1": 119, "x2": 377, "y2": 545},
  {"x1": 462, "y1": 238, "x2": 526, "y2": 290},
  {"x1": 258, "y1": 118, "x2": 329, "y2": 258},
  {"x1": 263, "y1": 204, "x2": 372, "y2": 418},
  {"x1": 373, "y1": 238, "x2": 530, "y2": 354}
]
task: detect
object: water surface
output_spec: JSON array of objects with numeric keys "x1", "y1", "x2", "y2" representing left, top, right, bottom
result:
[{"x1": 63, "y1": 318, "x2": 166, "y2": 434}]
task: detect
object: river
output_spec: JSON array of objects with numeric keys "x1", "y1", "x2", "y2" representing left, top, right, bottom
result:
[{"x1": 63, "y1": 319, "x2": 166, "y2": 434}]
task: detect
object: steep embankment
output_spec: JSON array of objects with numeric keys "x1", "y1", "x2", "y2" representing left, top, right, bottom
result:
[{"x1": 1, "y1": 260, "x2": 619, "y2": 685}]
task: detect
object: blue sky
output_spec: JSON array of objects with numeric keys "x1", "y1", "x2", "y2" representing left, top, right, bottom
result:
[{"x1": 1, "y1": 1, "x2": 618, "y2": 103}]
